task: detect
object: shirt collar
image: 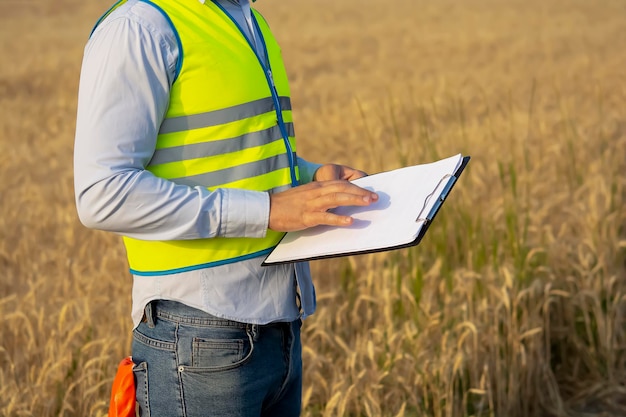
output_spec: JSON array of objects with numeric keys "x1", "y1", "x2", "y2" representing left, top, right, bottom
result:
[{"x1": 199, "y1": 0, "x2": 251, "y2": 6}]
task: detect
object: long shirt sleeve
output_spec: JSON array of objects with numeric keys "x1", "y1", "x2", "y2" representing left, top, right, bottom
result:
[
  {"x1": 74, "y1": 3, "x2": 319, "y2": 241},
  {"x1": 75, "y1": 0, "x2": 317, "y2": 327}
]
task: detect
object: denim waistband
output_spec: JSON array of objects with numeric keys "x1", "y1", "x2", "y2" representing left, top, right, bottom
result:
[
  {"x1": 143, "y1": 300, "x2": 247, "y2": 328},
  {"x1": 144, "y1": 300, "x2": 289, "y2": 330}
]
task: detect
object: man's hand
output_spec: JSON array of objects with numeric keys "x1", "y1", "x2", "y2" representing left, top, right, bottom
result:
[
  {"x1": 313, "y1": 164, "x2": 368, "y2": 182},
  {"x1": 269, "y1": 179, "x2": 378, "y2": 232}
]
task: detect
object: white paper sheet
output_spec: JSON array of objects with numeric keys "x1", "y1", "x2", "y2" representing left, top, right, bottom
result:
[{"x1": 263, "y1": 154, "x2": 465, "y2": 264}]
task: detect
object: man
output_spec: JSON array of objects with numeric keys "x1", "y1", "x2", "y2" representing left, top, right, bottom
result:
[{"x1": 74, "y1": 0, "x2": 377, "y2": 415}]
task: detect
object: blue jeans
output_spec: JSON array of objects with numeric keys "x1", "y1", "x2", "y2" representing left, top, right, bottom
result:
[{"x1": 131, "y1": 300, "x2": 302, "y2": 417}]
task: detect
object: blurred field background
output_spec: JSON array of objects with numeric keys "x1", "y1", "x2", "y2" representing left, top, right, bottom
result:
[{"x1": 1, "y1": 0, "x2": 625, "y2": 415}]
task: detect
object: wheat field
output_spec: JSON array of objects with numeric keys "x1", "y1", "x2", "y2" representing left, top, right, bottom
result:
[{"x1": 1, "y1": 0, "x2": 625, "y2": 416}]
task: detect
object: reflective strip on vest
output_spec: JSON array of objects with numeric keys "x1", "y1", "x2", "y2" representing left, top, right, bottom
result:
[
  {"x1": 109, "y1": 0, "x2": 301, "y2": 275},
  {"x1": 168, "y1": 153, "x2": 296, "y2": 188},
  {"x1": 159, "y1": 96, "x2": 292, "y2": 135},
  {"x1": 150, "y1": 123, "x2": 294, "y2": 166}
]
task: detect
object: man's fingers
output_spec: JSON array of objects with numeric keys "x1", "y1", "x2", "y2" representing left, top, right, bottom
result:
[
  {"x1": 304, "y1": 211, "x2": 354, "y2": 228},
  {"x1": 343, "y1": 169, "x2": 368, "y2": 181},
  {"x1": 303, "y1": 180, "x2": 378, "y2": 213},
  {"x1": 313, "y1": 164, "x2": 369, "y2": 182},
  {"x1": 308, "y1": 190, "x2": 375, "y2": 212},
  {"x1": 306, "y1": 180, "x2": 377, "y2": 200},
  {"x1": 268, "y1": 179, "x2": 378, "y2": 232}
]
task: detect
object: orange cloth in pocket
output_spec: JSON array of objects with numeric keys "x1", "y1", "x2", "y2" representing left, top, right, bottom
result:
[{"x1": 108, "y1": 356, "x2": 136, "y2": 417}]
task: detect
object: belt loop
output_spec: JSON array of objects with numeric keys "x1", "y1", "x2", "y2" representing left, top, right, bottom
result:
[
  {"x1": 249, "y1": 323, "x2": 260, "y2": 342},
  {"x1": 144, "y1": 302, "x2": 156, "y2": 328}
]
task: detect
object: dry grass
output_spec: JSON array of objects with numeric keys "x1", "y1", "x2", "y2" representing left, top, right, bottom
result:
[{"x1": 1, "y1": 0, "x2": 625, "y2": 416}]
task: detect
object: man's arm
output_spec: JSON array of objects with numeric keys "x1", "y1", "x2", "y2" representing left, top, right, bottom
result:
[
  {"x1": 74, "y1": 5, "x2": 377, "y2": 240},
  {"x1": 269, "y1": 162, "x2": 376, "y2": 232},
  {"x1": 74, "y1": 7, "x2": 269, "y2": 241}
]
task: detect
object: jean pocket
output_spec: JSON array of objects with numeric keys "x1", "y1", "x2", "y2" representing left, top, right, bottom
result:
[
  {"x1": 187, "y1": 332, "x2": 254, "y2": 372},
  {"x1": 133, "y1": 361, "x2": 150, "y2": 417}
]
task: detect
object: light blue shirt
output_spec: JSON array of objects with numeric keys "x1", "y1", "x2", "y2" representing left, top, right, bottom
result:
[{"x1": 74, "y1": 0, "x2": 318, "y2": 327}]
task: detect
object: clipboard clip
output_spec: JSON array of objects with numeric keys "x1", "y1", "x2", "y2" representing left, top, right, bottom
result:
[{"x1": 415, "y1": 174, "x2": 457, "y2": 222}]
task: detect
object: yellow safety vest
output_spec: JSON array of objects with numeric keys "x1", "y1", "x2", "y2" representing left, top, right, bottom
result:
[{"x1": 94, "y1": 0, "x2": 299, "y2": 275}]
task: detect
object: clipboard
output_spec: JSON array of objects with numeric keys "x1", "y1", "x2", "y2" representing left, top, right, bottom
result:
[
  {"x1": 413, "y1": 155, "x2": 470, "y2": 244},
  {"x1": 262, "y1": 154, "x2": 470, "y2": 265}
]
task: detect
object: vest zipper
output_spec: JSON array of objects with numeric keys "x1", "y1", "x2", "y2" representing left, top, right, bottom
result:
[{"x1": 211, "y1": 1, "x2": 299, "y2": 187}]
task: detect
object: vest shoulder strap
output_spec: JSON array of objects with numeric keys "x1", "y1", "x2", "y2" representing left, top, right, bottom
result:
[{"x1": 89, "y1": 0, "x2": 183, "y2": 82}]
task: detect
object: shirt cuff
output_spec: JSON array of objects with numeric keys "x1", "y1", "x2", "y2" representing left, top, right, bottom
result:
[
  {"x1": 297, "y1": 157, "x2": 323, "y2": 184},
  {"x1": 220, "y1": 189, "x2": 269, "y2": 238}
]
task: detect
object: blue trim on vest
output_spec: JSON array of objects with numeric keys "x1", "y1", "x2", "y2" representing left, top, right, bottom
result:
[
  {"x1": 213, "y1": 0, "x2": 299, "y2": 187},
  {"x1": 89, "y1": 0, "x2": 183, "y2": 83},
  {"x1": 138, "y1": 0, "x2": 184, "y2": 83},
  {"x1": 129, "y1": 247, "x2": 275, "y2": 276},
  {"x1": 251, "y1": 13, "x2": 299, "y2": 187}
]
